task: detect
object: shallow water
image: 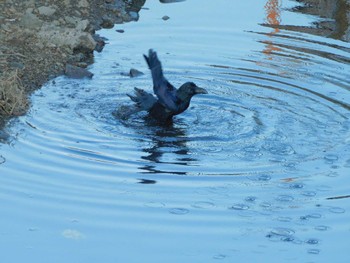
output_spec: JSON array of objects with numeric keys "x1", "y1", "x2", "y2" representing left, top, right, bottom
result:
[{"x1": 1, "y1": 0, "x2": 350, "y2": 262}]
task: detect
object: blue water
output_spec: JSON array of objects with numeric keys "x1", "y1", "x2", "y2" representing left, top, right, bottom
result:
[{"x1": 1, "y1": 0, "x2": 350, "y2": 262}]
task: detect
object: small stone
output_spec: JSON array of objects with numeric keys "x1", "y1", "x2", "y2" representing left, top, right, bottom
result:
[
  {"x1": 116, "y1": 29, "x2": 125, "y2": 33},
  {"x1": 162, "y1": 15, "x2": 170, "y2": 21},
  {"x1": 128, "y1": 11, "x2": 139, "y2": 21},
  {"x1": 9, "y1": 62, "x2": 25, "y2": 70},
  {"x1": 76, "y1": 19, "x2": 89, "y2": 31},
  {"x1": 38, "y1": 6, "x2": 57, "y2": 16},
  {"x1": 101, "y1": 15, "x2": 114, "y2": 28},
  {"x1": 65, "y1": 64, "x2": 93, "y2": 79},
  {"x1": 20, "y1": 10, "x2": 43, "y2": 29},
  {"x1": 77, "y1": 34, "x2": 97, "y2": 52},
  {"x1": 78, "y1": 0, "x2": 89, "y2": 8},
  {"x1": 129, "y1": 68, "x2": 144, "y2": 78}
]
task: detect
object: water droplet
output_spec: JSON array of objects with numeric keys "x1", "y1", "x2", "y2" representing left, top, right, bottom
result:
[
  {"x1": 144, "y1": 202, "x2": 165, "y2": 208},
  {"x1": 229, "y1": 204, "x2": 250, "y2": 210},
  {"x1": 292, "y1": 239, "x2": 303, "y2": 245},
  {"x1": 270, "y1": 228, "x2": 295, "y2": 236},
  {"x1": 283, "y1": 162, "x2": 297, "y2": 169},
  {"x1": 326, "y1": 172, "x2": 338, "y2": 177},
  {"x1": 260, "y1": 202, "x2": 272, "y2": 208},
  {"x1": 213, "y1": 254, "x2": 227, "y2": 260},
  {"x1": 301, "y1": 191, "x2": 316, "y2": 197},
  {"x1": 269, "y1": 156, "x2": 287, "y2": 163},
  {"x1": 315, "y1": 225, "x2": 330, "y2": 231},
  {"x1": 308, "y1": 249, "x2": 320, "y2": 255},
  {"x1": 305, "y1": 238, "x2": 319, "y2": 245},
  {"x1": 329, "y1": 207, "x2": 345, "y2": 214},
  {"x1": 267, "y1": 228, "x2": 295, "y2": 241},
  {"x1": 169, "y1": 208, "x2": 189, "y2": 215},
  {"x1": 258, "y1": 174, "x2": 271, "y2": 181},
  {"x1": 264, "y1": 143, "x2": 295, "y2": 155},
  {"x1": 324, "y1": 154, "x2": 338, "y2": 163},
  {"x1": 289, "y1": 183, "x2": 304, "y2": 189},
  {"x1": 245, "y1": 196, "x2": 257, "y2": 202},
  {"x1": 243, "y1": 146, "x2": 261, "y2": 153},
  {"x1": 192, "y1": 201, "x2": 215, "y2": 209},
  {"x1": 299, "y1": 215, "x2": 308, "y2": 221},
  {"x1": 276, "y1": 195, "x2": 294, "y2": 202},
  {"x1": 276, "y1": 217, "x2": 292, "y2": 222},
  {"x1": 281, "y1": 236, "x2": 294, "y2": 242},
  {"x1": 307, "y1": 213, "x2": 322, "y2": 219}
]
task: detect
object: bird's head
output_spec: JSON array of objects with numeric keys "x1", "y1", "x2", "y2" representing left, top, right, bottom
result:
[{"x1": 177, "y1": 82, "x2": 208, "y2": 101}]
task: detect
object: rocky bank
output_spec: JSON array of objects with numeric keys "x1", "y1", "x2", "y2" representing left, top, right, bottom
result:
[{"x1": 0, "y1": 0, "x2": 145, "y2": 119}]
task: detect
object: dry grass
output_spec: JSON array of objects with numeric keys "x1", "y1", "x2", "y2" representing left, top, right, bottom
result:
[{"x1": 0, "y1": 69, "x2": 29, "y2": 117}]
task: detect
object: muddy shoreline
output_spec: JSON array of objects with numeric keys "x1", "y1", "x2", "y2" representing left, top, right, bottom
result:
[{"x1": 0, "y1": 0, "x2": 349, "y2": 122}]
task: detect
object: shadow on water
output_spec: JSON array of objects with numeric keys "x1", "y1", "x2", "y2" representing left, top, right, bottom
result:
[{"x1": 127, "y1": 115, "x2": 196, "y2": 176}]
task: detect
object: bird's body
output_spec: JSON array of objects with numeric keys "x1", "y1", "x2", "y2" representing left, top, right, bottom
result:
[{"x1": 124, "y1": 49, "x2": 207, "y2": 122}]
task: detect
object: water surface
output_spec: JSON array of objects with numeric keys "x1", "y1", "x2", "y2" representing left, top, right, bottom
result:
[{"x1": 1, "y1": 0, "x2": 350, "y2": 262}]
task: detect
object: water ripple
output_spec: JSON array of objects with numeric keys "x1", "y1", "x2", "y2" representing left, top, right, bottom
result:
[{"x1": 1, "y1": 1, "x2": 350, "y2": 261}]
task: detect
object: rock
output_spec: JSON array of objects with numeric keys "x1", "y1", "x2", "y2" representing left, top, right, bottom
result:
[
  {"x1": 78, "y1": 0, "x2": 89, "y2": 8},
  {"x1": 162, "y1": 15, "x2": 170, "y2": 21},
  {"x1": 65, "y1": 64, "x2": 93, "y2": 79},
  {"x1": 38, "y1": 24, "x2": 96, "y2": 53},
  {"x1": 77, "y1": 34, "x2": 97, "y2": 52},
  {"x1": 0, "y1": 130, "x2": 10, "y2": 143},
  {"x1": 9, "y1": 62, "x2": 25, "y2": 70},
  {"x1": 38, "y1": 6, "x2": 57, "y2": 17},
  {"x1": 129, "y1": 68, "x2": 144, "y2": 78},
  {"x1": 76, "y1": 19, "x2": 89, "y2": 31},
  {"x1": 101, "y1": 15, "x2": 115, "y2": 28},
  {"x1": 20, "y1": 10, "x2": 43, "y2": 29},
  {"x1": 116, "y1": 29, "x2": 125, "y2": 33},
  {"x1": 128, "y1": 11, "x2": 139, "y2": 21},
  {"x1": 93, "y1": 34, "x2": 107, "y2": 52}
]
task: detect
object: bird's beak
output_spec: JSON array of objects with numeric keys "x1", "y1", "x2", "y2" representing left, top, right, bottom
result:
[{"x1": 194, "y1": 86, "x2": 208, "y2": 94}]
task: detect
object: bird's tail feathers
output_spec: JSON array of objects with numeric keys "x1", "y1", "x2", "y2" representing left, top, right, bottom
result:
[{"x1": 127, "y1": 87, "x2": 157, "y2": 111}]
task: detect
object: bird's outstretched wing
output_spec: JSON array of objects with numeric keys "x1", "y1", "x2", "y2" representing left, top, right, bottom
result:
[{"x1": 143, "y1": 49, "x2": 178, "y2": 111}]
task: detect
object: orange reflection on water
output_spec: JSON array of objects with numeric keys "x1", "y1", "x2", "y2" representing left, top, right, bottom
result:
[{"x1": 263, "y1": 0, "x2": 281, "y2": 58}]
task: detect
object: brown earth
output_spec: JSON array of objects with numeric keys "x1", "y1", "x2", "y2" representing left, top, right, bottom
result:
[{"x1": 0, "y1": 0, "x2": 145, "y2": 120}]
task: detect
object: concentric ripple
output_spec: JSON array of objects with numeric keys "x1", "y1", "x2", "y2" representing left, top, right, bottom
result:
[{"x1": 1, "y1": 0, "x2": 350, "y2": 262}]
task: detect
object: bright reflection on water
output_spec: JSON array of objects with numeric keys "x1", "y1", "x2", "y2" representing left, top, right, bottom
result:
[{"x1": 1, "y1": 0, "x2": 350, "y2": 262}]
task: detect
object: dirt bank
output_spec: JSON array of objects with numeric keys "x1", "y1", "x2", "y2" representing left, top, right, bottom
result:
[{"x1": 0, "y1": 0, "x2": 145, "y2": 119}]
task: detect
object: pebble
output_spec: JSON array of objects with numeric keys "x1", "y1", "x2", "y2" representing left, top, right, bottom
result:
[
  {"x1": 129, "y1": 68, "x2": 144, "y2": 78},
  {"x1": 38, "y1": 6, "x2": 57, "y2": 16}
]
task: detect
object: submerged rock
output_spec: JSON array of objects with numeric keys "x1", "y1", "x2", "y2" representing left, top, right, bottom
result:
[
  {"x1": 129, "y1": 68, "x2": 144, "y2": 77},
  {"x1": 65, "y1": 64, "x2": 93, "y2": 79}
]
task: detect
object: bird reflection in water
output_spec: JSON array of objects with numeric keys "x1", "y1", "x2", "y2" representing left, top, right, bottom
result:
[{"x1": 137, "y1": 116, "x2": 197, "y2": 177}]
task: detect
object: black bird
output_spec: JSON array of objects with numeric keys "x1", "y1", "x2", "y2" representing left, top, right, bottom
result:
[{"x1": 125, "y1": 49, "x2": 208, "y2": 122}]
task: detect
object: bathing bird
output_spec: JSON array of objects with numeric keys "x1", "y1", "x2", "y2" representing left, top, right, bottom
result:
[{"x1": 126, "y1": 49, "x2": 207, "y2": 122}]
